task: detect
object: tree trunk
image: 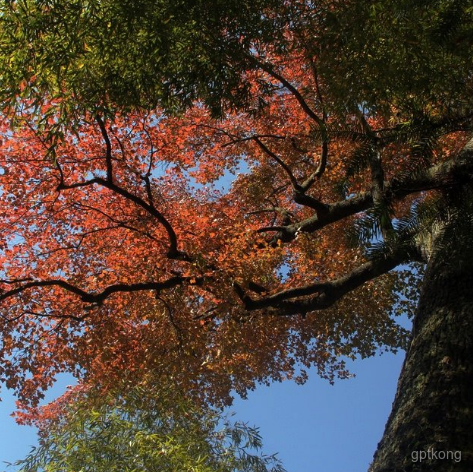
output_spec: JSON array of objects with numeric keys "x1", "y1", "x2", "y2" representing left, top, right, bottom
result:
[{"x1": 369, "y1": 235, "x2": 473, "y2": 471}]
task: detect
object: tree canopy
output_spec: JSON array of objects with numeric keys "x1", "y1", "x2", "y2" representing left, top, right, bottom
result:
[
  {"x1": 0, "y1": 0, "x2": 470, "y2": 410},
  {"x1": 1, "y1": 1, "x2": 473, "y2": 470}
]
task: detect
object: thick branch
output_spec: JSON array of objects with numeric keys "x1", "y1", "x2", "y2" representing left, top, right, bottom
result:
[
  {"x1": 258, "y1": 192, "x2": 373, "y2": 241},
  {"x1": 386, "y1": 145, "x2": 473, "y2": 198},
  {"x1": 355, "y1": 111, "x2": 394, "y2": 234},
  {"x1": 0, "y1": 276, "x2": 200, "y2": 307},
  {"x1": 293, "y1": 190, "x2": 330, "y2": 215},
  {"x1": 300, "y1": 141, "x2": 328, "y2": 192},
  {"x1": 259, "y1": 147, "x2": 473, "y2": 243},
  {"x1": 235, "y1": 253, "x2": 403, "y2": 315},
  {"x1": 95, "y1": 115, "x2": 113, "y2": 182}
]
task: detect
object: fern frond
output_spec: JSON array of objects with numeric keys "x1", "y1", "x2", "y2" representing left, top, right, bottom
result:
[
  {"x1": 345, "y1": 142, "x2": 375, "y2": 178},
  {"x1": 346, "y1": 202, "x2": 395, "y2": 248}
]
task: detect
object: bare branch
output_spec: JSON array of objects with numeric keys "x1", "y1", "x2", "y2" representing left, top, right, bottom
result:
[
  {"x1": 140, "y1": 124, "x2": 158, "y2": 206},
  {"x1": 258, "y1": 141, "x2": 473, "y2": 244},
  {"x1": 293, "y1": 190, "x2": 330, "y2": 215},
  {"x1": 141, "y1": 174, "x2": 156, "y2": 208},
  {"x1": 56, "y1": 177, "x2": 102, "y2": 190},
  {"x1": 61, "y1": 119, "x2": 176, "y2": 252}
]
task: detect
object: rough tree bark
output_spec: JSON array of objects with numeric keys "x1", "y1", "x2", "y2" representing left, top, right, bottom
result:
[{"x1": 370, "y1": 211, "x2": 473, "y2": 471}]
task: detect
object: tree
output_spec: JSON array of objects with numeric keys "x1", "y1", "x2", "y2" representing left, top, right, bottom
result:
[
  {"x1": 0, "y1": 1, "x2": 473, "y2": 471},
  {"x1": 0, "y1": 0, "x2": 283, "y2": 120},
  {"x1": 14, "y1": 384, "x2": 285, "y2": 472}
]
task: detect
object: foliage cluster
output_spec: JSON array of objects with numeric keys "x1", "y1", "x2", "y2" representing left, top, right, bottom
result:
[{"x1": 15, "y1": 384, "x2": 284, "y2": 472}]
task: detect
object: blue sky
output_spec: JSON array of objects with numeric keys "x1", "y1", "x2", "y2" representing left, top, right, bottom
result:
[
  {"x1": 0, "y1": 347, "x2": 406, "y2": 472},
  {"x1": 232, "y1": 351, "x2": 405, "y2": 471}
]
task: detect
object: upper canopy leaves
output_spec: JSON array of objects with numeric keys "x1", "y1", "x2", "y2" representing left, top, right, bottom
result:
[
  {"x1": 314, "y1": 0, "x2": 473, "y2": 117},
  {"x1": 0, "y1": 0, "x2": 472, "y2": 417},
  {"x1": 0, "y1": 0, "x2": 283, "y2": 121}
]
